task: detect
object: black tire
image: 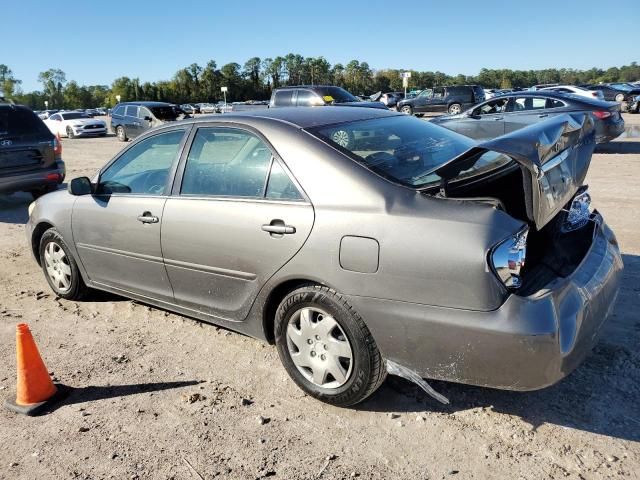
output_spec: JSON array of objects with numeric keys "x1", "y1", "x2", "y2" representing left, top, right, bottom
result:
[
  {"x1": 400, "y1": 105, "x2": 413, "y2": 115},
  {"x1": 66, "y1": 127, "x2": 75, "y2": 139},
  {"x1": 275, "y1": 284, "x2": 386, "y2": 407},
  {"x1": 39, "y1": 228, "x2": 89, "y2": 300},
  {"x1": 116, "y1": 125, "x2": 127, "y2": 142},
  {"x1": 448, "y1": 103, "x2": 462, "y2": 115}
]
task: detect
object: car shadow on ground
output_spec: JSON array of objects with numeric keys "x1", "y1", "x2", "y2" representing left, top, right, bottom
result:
[
  {"x1": 0, "y1": 193, "x2": 33, "y2": 224},
  {"x1": 43, "y1": 380, "x2": 203, "y2": 414},
  {"x1": 359, "y1": 253, "x2": 640, "y2": 443}
]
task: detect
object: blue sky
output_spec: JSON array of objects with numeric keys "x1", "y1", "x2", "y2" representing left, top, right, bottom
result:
[{"x1": 5, "y1": 0, "x2": 638, "y2": 91}]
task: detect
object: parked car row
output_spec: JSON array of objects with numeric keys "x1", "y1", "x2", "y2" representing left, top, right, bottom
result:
[{"x1": 430, "y1": 91, "x2": 624, "y2": 144}]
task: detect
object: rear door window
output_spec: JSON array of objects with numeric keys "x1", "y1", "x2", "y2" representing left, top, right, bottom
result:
[
  {"x1": 181, "y1": 127, "x2": 272, "y2": 198},
  {"x1": 514, "y1": 97, "x2": 549, "y2": 111}
]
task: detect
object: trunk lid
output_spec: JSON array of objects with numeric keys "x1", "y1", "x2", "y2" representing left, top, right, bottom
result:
[{"x1": 435, "y1": 113, "x2": 596, "y2": 230}]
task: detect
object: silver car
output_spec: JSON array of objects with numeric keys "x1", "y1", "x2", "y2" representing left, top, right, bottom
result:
[{"x1": 27, "y1": 107, "x2": 622, "y2": 406}]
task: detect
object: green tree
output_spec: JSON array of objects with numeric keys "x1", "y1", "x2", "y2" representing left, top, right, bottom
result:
[
  {"x1": 38, "y1": 68, "x2": 66, "y2": 108},
  {"x1": 0, "y1": 64, "x2": 22, "y2": 98}
]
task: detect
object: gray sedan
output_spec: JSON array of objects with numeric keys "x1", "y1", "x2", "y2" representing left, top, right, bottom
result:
[
  {"x1": 431, "y1": 91, "x2": 625, "y2": 144},
  {"x1": 26, "y1": 107, "x2": 622, "y2": 406}
]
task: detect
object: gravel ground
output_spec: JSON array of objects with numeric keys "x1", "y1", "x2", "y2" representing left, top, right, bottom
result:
[{"x1": 0, "y1": 114, "x2": 639, "y2": 480}]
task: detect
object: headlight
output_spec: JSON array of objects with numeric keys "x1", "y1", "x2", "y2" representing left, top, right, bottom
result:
[
  {"x1": 490, "y1": 228, "x2": 528, "y2": 289},
  {"x1": 28, "y1": 201, "x2": 36, "y2": 217},
  {"x1": 73, "y1": 124, "x2": 83, "y2": 128}
]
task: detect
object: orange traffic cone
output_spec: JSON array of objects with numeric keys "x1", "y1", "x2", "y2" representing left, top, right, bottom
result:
[{"x1": 5, "y1": 323, "x2": 65, "y2": 415}]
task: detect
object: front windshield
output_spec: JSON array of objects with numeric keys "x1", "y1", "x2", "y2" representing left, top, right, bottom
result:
[
  {"x1": 309, "y1": 115, "x2": 512, "y2": 188},
  {"x1": 61, "y1": 112, "x2": 90, "y2": 120},
  {"x1": 150, "y1": 106, "x2": 179, "y2": 121},
  {"x1": 315, "y1": 86, "x2": 358, "y2": 103}
]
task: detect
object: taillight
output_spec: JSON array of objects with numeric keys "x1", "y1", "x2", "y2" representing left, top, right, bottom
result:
[
  {"x1": 53, "y1": 136, "x2": 62, "y2": 158},
  {"x1": 591, "y1": 92, "x2": 598, "y2": 97},
  {"x1": 490, "y1": 228, "x2": 528, "y2": 290},
  {"x1": 592, "y1": 110, "x2": 611, "y2": 119}
]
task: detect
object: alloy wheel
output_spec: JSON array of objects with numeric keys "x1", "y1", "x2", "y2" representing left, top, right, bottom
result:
[
  {"x1": 44, "y1": 241, "x2": 72, "y2": 293},
  {"x1": 331, "y1": 130, "x2": 350, "y2": 148},
  {"x1": 286, "y1": 307, "x2": 353, "y2": 389},
  {"x1": 449, "y1": 104, "x2": 461, "y2": 115}
]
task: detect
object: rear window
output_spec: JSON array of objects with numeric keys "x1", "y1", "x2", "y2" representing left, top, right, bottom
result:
[
  {"x1": 150, "y1": 106, "x2": 178, "y2": 121},
  {"x1": 61, "y1": 112, "x2": 90, "y2": 120},
  {"x1": 312, "y1": 87, "x2": 358, "y2": 103},
  {"x1": 0, "y1": 107, "x2": 50, "y2": 138}
]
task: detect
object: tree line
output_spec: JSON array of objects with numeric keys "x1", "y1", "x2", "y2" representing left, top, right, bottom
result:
[{"x1": 2, "y1": 57, "x2": 639, "y2": 110}]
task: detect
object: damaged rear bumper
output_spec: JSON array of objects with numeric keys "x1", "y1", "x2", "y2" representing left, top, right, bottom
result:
[{"x1": 347, "y1": 215, "x2": 623, "y2": 391}]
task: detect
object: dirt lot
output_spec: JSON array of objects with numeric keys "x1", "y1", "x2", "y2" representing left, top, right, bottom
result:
[{"x1": 1, "y1": 114, "x2": 639, "y2": 480}]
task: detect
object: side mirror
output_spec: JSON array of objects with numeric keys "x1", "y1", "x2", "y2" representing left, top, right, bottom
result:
[
  {"x1": 68, "y1": 177, "x2": 93, "y2": 196},
  {"x1": 144, "y1": 116, "x2": 152, "y2": 122}
]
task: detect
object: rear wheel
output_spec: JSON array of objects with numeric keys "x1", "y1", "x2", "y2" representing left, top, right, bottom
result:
[
  {"x1": 39, "y1": 228, "x2": 89, "y2": 300},
  {"x1": 448, "y1": 103, "x2": 462, "y2": 115},
  {"x1": 615, "y1": 93, "x2": 625, "y2": 103},
  {"x1": 275, "y1": 285, "x2": 386, "y2": 407},
  {"x1": 66, "y1": 127, "x2": 75, "y2": 139},
  {"x1": 400, "y1": 105, "x2": 413, "y2": 115},
  {"x1": 116, "y1": 125, "x2": 127, "y2": 142}
]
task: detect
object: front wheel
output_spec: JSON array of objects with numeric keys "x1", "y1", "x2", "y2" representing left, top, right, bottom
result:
[
  {"x1": 275, "y1": 285, "x2": 386, "y2": 407},
  {"x1": 66, "y1": 127, "x2": 75, "y2": 139},
  {"x1": 448, "y1": 103, "x2": 462, "y2": 115},
  {"x1": 39, "y1": 228, "x2": 89, "y2": 300},
  {"x1": 615, "y1": 93, "x2": 625, "y2": 103},
  {"x1": 400, "y1": 105, "x2": 413, "y2": 115}
]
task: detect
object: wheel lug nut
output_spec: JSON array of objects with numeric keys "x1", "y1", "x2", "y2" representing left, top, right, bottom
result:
[
  {"x1": 315, "y1": 335, "x2": 320, "y2": 340},
  {"x1": 307, "y1": 339, "x2": 313, "y2": 345},
  {"x1": 320, "y1": 354, "x2": 326, "y2": 361},
  {"x1": 323, "y1": 344, "x2": 328, "y2": 350},
  {"x1": 310, "y1": 351, "x2": 316, "y2": 357}
]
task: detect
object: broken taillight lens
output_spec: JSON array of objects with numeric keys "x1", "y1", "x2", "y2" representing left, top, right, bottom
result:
[
  {"x1": 592, "y1": 110, "x2": 612, "y2": 119},
  {"x1": 490, "y1": 228, "x2": 528, "y2": 290}
]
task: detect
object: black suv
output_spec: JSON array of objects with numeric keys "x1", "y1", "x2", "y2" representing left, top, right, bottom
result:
[
  {"x1": 396, "y1": 85, "x2": 485, "y2": 115},
  {"x1": 110, "y1": 101, "x2": 181, "y2": 141},
  {"x1": 269, "y1": 86, "x2": 387, "y2": 109},
  {"x1": 0, "y1": 104, "x2": 65, "y2": 199}
]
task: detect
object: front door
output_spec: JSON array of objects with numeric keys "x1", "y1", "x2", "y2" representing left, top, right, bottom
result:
[
  {"x1": 426, "y1": 87, "x2": 447, "y2": 112},
  {"x1": 457, "y1": 97, "x2": 510, "y2": 140},
  {"x1": 124, "y1": 105, "x2": 141, "y2": 138},
  {"x1": 72, "y1": 128, "x2": 188, "y2": 301},
  {"x1": 161, "y1": 126, "x2": 314, "y2": 321},
  {"x1": 412, "y1": 89, "x2": 432, "y2": 113}
]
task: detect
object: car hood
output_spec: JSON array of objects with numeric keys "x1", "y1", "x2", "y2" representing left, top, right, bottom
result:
[
  {"x1": 334, "y1": 101, "x2": 387, "y2": 109},
  {"x1": 435, "y1": 113, "x2": 596, "y2": 230}
]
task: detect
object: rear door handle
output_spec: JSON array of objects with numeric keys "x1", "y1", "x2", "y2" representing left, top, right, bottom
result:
[
  {"x1": 494, "y1": 117, "x2": 504, "y2": 121},
  {"x1": 137, "y1": 211, "x2": 159, "y2": 224},
  {"x1": 262, "y1": 221, "x2": 296, "y2": 235}
]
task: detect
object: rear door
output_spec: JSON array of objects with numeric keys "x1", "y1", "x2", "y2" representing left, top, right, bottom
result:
[
  {"x1": 412, "y1": 89, "x2": 432, "y2": 113},
  {"x1": 504, "y1": 96, "x2": 566, "y2": 134},
  {"x1": 161, "y1": 125, "x2": 314, "y2": 321}
]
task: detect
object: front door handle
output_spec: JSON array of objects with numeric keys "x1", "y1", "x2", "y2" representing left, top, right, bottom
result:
[
  {"x1": 137, "y1": 211, "x2": 159, "y2": 224},
  {"x1": 494, "y1": 117, "x2": 504, "y2": 121},
  {"x1": 262, "y1": 220, "x2": 296, "y2": 235},
  {"x1": 538, "y1": 114, "x2": 548, "y2": 118}
]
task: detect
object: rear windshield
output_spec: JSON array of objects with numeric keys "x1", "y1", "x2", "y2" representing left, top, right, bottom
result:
[
  {"x1": 314, "y1": 87, "x2": 358, "y2": 103},
  {"x1": 308, "y1": 115, "x2": 509, "y2": 188},
  {"x1": 150, "y1": 106, "x2": 179, "y2": 121},
  {"x1": 0, "y1": 107, "x2": 51, "y2": 138},
  {"x1": 61, "y1": 112, "x2": 90, "y2": 120}
]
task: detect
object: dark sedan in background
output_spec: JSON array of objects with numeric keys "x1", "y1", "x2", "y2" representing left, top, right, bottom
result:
[{"x1": 431, "y1": 91, "x2": 624, "y2": 143}]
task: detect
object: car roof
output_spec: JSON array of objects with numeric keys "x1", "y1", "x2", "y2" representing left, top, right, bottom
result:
[
  {"x1": 189, "y1": 106, "x2": 401, "y2": 129},
  {"x1": 488, "y1": 90, "x2": 612, "y2": 107},
  {"x1": 116, "y1": 101, "x2": 172, "y2": 107}
]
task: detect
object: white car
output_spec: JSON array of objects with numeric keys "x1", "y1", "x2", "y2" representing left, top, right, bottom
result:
[
  {"x1": 540, "y1": 85, "x2": 604, "y2": 100},
  {"x1": 44, "y1": 111, "x2": 107, "y2": 139}
]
